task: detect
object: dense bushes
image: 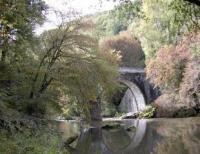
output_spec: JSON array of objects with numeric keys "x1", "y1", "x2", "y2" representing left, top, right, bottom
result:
[
  {"x1": 100, "y1": 32, "x2": 145, "y2": 67},
  {"x1": 180, "y1": 59, "x2": 200, "y2": 110},
  {"x1": 146, "y1": 44, "x2": 189, "y2": 90},
  {"x1": 0, "y1": 118, "x2": 69, "y2": 154},
  {"x1": 138, "y1": 105, "x2": 156, "y2": 119},
  {"x1": 131, "y1": 0, "x2": 200, "y2": 117},
  {"x1": 147, "y1": 33, "x2": 200, "y2": 115}
]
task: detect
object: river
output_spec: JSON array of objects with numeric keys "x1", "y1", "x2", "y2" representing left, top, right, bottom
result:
[
  {"x1": 56, "y1": 117, "x2": 200, "y2": 154},
  {"x1": 1, "y1": 117, "x2": 200, "y2": 153}
]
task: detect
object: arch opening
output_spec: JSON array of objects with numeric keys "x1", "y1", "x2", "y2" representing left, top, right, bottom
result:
[{"x1": 118, "y1": 80, "x2": 146, "y2": 113}]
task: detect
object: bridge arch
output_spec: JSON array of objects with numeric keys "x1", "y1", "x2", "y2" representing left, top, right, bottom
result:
[{"x1": 118, "y1": 79, "x2": 146, "y2": 113}]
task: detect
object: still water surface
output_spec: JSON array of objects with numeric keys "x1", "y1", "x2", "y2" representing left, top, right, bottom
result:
[{"x1": 57, "y1": 118, "x2": 200, "y2": 154}]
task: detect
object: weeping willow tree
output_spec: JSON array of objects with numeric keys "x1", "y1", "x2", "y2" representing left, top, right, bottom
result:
[
  {"x1": 18, "y1": 15, "x2": 119, "y2": 119},
  {"x1": 0, "y1": 0, "x2": 120, "y2": 120}
]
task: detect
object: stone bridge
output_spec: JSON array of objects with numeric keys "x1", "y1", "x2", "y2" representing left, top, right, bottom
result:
[{"x1": 118, "y1": 67, "x2": 160, "y2": 113}]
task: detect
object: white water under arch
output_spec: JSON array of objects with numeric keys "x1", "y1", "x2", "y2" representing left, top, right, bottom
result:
[{"x1": 118, "y1": 80, "x2": 146, "y2": 113}]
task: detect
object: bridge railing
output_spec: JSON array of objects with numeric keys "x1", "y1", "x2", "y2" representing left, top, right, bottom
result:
[{"x1": 118, "y1": 67, "x2": 145, "y2": 73}]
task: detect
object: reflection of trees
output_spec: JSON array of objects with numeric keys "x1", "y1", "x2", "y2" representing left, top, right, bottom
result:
[
  {"x1": 57, "y1": 121, "x2": 80, "y2": 141},
  {"x1": 59, "y1": 118, "x2": 200, "y2": 154},
  {"x1": 75, "y1": 127, "x2": 112, "y2": 154},
  {"x1": 153, "y1": 119, "x2": 200, "y2": 154}
]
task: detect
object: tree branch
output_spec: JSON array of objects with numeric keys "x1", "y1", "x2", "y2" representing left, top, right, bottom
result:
[{"x1": 185, "y1": 0, "x2": 200, "y2": 6}]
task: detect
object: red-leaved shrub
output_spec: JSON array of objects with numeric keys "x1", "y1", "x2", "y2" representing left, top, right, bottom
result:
[
  {"x1": 146, "y1": 44, "x2": 190, "y2": 90},
  {"x1": 147, "y1": 32, "x2": 200, "y2": 115},
  {"x1": 99, "y1": 31, "x2": 145, "y2": 67},
  {"x1": 179, "y1": 59, "x2": 200, "y2": 109}
]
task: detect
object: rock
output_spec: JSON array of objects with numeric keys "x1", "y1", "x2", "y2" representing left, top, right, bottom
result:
[
  {"x1": 173, "y1": 107, "x2": 197, "y2": 118},
  {"x1": 65, "y1": 135, "x2": 79, "y2": 145},
  {"x1": 102, "y1": 123, "x2": 121, "y2": 130},
  {"x1": 153, "y1": 94, "x2": 198, "y2": 118},
  {"x1": 120, "y1": 112, "x2": 139, "y2": 119},
  {"x1": 126, "y1": 126, "x2": 136, "y2": 132}
]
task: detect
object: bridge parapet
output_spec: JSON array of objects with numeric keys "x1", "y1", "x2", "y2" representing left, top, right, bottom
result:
[
  {"x1": 118, "y1": 67, "x2": 160, "y2": 104},
  {"x1": 118, "y1": 67, "x2": 145, "y2": 74}
]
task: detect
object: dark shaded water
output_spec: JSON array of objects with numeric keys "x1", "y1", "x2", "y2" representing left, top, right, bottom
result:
[{"x1": 57, "y1": 118, "x2": 200, "y2": 154}]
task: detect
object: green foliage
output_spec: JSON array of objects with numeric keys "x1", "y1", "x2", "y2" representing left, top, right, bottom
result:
[
  {"x1": 127, "y1": 0, "x2": 200, "y2": 116},
  {"x1": 114, "y1": 112, "x2": 125, "y2": 117},
  {"x1": 0, "y1": 0, "x2": 47, "y2": 62},
  {"x1": 138, "y1": 105, "x2": 156, "y2": 119},
  {"x1": 131, "y1": 0, "x2": 200, "y2": 57},
  {"x1": 0, "y1": 0, "x2": 120, "y2": 120},
  {"x1": 101, "y1": 101, "x2": 117, "y2": 117},
  {"x1": 24, "y1": 22, "x2": 118, "y2": 118},
  {"x1": 7, "y1": 16, "x2": 119, "y2": 118},
  {"x1": 0, "y1": 0, "x2": 198, "y2": 121},
  {"x1": 0, "y1": 122, "x2": 69, "y2": 154},
  {"x1": 0, "y1": 0, "x2": 50, "y2": 118},
  {"x1": 62, "y1": 100, "x2": 80, "y2": 120},
  {"x1": 170, "y1": 0, "x2": 200, "y2": 32},
  {"x1": 88, "y1": 0, "x2": 141, "y2": 38}
]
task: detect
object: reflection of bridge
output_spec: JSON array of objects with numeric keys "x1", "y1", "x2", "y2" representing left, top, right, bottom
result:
[
  {"x1": 118, "y1": 67, "x2": 160, "y2": 113},
  {"x1": 73, "y1": 120, "x2": 147, "y2": 154}
]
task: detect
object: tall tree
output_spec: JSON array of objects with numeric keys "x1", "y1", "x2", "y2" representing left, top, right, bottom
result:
[
  {"x1": 0, "y1": 0, "x2": 47, "y2": 63},
  {"x1": 131, "y1": 0, "x2": 200, "y2": 57},
  {"x1": 24, "y1": 16, "x2": 119, "y2": 117}
]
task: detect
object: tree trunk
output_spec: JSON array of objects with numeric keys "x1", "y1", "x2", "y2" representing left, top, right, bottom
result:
[
  {"x1": 1, "y1": 49, "x2": 6, "y2": 62},
  {"x1": 89, "y1": 100, "x2": 102, "y2": 121}
]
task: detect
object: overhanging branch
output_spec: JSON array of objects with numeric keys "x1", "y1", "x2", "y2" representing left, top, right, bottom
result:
[{"x1": 185, "y1": 0, "x2": 200, "y2": 6}]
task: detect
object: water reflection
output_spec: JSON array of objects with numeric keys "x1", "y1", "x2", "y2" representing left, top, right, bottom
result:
[{"x1": 57, "y1": 118, "x2": 200, "y2": 154}]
